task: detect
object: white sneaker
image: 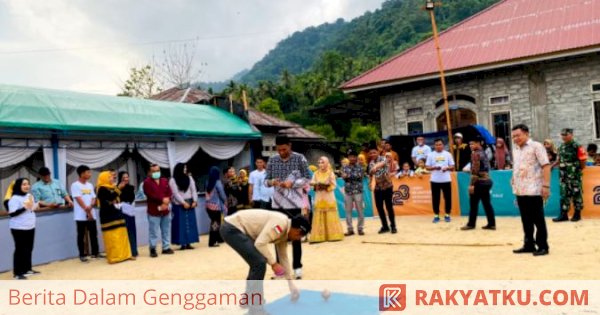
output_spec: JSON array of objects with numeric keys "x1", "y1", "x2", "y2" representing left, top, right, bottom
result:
[{"x1": 294, "y1": 268, "x2": 302, "y2": 280}]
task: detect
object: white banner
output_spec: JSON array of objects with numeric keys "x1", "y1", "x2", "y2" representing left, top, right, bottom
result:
[{"x1": 1, "y1": 280, "x2": 598, "y2": 315}]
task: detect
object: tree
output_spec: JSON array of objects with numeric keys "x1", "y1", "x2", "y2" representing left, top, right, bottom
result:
[
  {"x1": 348, "y1": 122, "x2": 380, "y2": 145},
  {"x1": 306, "y1": 124, "x2": 337, "y2": 141},
  {"x1": 256, "y1": 98, "x2": 285, "y2": 119},
  {"x1": 155, "y1": 41, "x2": 206, "y2": 88},
  {"x1": 118, "y1": 65, "x2": 161, "y2": 98}
]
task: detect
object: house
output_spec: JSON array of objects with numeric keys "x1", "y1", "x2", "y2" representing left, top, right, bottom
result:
[
  {"x1": 342, "y1": 0, "x2": 600, "y2": 147},
  {"x1": 150, "y1": 86, "x2": 213, "y2": 104},
  {"x1": 247, "y1": 108, "x2": 330, "y2": 164},
  {"x1": 151, "y1": 87, "x2": 329, "y2": 164},
  {"x1": 0, "y1": 84, "x2": 260, "y2": 272}
]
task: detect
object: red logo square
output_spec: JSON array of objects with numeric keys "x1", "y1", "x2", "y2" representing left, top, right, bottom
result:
[{"x1": 379, "y1": 284, "x2": 407, "y2": 311}]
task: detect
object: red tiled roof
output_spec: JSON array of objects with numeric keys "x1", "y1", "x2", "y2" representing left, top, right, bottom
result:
[
  {"x1": 342, "y1": 0, "x2": 600, "y2": 91},
  {"x1": 150, "y1": 86, "x2": 212, "y2": 104}
]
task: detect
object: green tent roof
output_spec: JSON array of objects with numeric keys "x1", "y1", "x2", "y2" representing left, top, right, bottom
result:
[{"x1": 0, "y1": 84, "x2": 260, "y2": 140}]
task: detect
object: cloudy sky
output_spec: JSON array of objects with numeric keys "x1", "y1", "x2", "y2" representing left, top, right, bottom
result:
[{"x1": 0, "y1": 0, "x2": 385, "y2": 95}]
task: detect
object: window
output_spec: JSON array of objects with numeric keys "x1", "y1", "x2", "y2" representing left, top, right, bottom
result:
[
  {"x1": 492, "y1": 112, "x2": 511, "y2": 148},
  {"x1": 407, "y1": 121, "x2": 424, "y2": 135},
  {"x1": 489, "y1": 95, "x2": 510, "y2": 105},
  {"x1": 592, "y1": 83, "x2": 600, "y2": 93},
  {"x1": 594, "y1": 101, "x2": 600, "y2": 139},
  {"x1": 406, "y1": 107, "x2": 423, "y2": 116}
]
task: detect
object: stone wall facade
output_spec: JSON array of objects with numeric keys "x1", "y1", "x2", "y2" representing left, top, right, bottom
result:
[{"x1": 379, "y1": 52, "x2": 600, "y2": 146}]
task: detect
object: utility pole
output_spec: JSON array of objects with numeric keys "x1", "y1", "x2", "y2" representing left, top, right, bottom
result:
[{"x1": 425, "y1": 0, "x2": 454, "y2": 156}]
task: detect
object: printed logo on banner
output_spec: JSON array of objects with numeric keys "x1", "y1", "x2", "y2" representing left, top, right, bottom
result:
[
  {"x1": 593, "y1": 186, "x2": 600, "y2": 205},
  {"x1": 379, "y1": 284, "x2": 407, "y2": 311},
  {"x1": 393, "y1": 185, "x2": 410, "y2": 206}
]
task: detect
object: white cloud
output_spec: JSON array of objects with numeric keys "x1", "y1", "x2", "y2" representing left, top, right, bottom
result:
[{"x1": 0, "y1": 0, "x2": 385, "y2": 94}]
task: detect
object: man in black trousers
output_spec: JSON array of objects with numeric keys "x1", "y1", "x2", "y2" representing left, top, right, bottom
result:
[
  {"x1": 461, "y1": 136, "x2": 496, "y2": 230},
  {"x1": 510, "y1": 124, "x2": 551, "y2": 256},
  {"x1": 265, "y1": 135, "x2": 311, "y2": 279}
]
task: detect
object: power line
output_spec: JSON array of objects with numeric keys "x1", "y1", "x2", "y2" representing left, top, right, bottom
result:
[{"x1": 0, "y1": 30, "x2": 281, "y2": 55}]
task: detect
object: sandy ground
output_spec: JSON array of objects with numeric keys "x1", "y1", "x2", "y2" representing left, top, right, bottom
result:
[{"x1": 2, "y1": 216, "x2": 600, "y2": 280}]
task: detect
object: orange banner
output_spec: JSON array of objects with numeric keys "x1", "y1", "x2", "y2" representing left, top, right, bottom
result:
[
  {"x1": 369, "y1": 174, "x2": 460, "y2": 216},
  {"x1": 580, "y1": 167, "x2": 600, "y2": 218}
]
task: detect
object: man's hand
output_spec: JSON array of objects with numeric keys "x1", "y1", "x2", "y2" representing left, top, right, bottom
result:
[
  {"x1": 271, "y1": 263, "x2": 286, "y2": 276},
  {"x1": 86, "y1": 212, "x2": 94, "y2": 221},
  {"x1": 162, "y1": 197, "x2": 170, "y2": 204},
  {"x1": 67, "y1": 201, "x2": 74, "y2": 208},
  {"x1": 161, "y1": 202, "x2": 170, "y2": 211},
  {"x1": 468, "y1": 185, "x2": 475, "y2": 195},
  {"x1": 542, "y1": 186, "x2": 550, "y2": 200},
  {"x1": 270, "y1": 179, "x2": 280, "y2": 187},
  {"x1": 280, "y1": 180, "x2": 293, "y2": 189},
  {"x1": 288, "y1": 281, "x2": 300, "y2": 302}
]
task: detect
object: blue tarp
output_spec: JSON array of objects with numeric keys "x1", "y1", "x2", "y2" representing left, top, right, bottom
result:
[{"x1": 265, "y1": 290, "x2": 378, "y2": 315}]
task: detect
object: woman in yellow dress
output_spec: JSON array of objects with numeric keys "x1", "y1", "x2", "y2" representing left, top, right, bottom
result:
[
  {"x1": 96, "y1": 171, "x2": 132, "y2": 264},
  {"x1": 309, "y1": 156, "x2": 344, "y2": 243}
]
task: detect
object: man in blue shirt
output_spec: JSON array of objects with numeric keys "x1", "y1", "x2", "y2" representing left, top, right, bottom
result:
[{"x1": 31, "y1": 167, "x2": 74, "y2": 209}]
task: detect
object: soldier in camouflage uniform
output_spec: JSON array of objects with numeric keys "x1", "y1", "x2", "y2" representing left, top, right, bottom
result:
[{"x1": 553, "y1": 128, "x2": 587, "y2": 222}]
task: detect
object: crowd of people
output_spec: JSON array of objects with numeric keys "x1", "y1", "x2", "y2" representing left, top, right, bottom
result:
[{"x1": 2, "y1": 126, "x2": 594, "y2": 284}]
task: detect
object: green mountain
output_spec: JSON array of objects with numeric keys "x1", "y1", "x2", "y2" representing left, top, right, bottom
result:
[{"x1": 240, "y1": 0, "x2": 499, "y2": 84}]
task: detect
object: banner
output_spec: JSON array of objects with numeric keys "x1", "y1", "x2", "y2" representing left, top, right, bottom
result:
[
  {"x1": 457, "y1": 170, "x2": 560, "y2": 217},
  {"x1": 580, "y1": 167, "x2": 600, "y2": 218},
  {"x1": 335, "y1": 167, "x2": 600, "y2": 218},
  {"x1": 390, "y1": 174, "x2": 460, "y2": 216},
  {"x1": 316, "y1": 178, "x2": 374, "y2": 219},
  {"x1": 457, "y1": 168, "x2": 600, "y2": 218},
  {"x1": 3, "y1": 280, "x2": 596, "y2": 315}
]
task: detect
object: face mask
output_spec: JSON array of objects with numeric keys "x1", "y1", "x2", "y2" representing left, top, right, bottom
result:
[{"x1": 151, "y1": 171, "x2": 161, "y2": 179}]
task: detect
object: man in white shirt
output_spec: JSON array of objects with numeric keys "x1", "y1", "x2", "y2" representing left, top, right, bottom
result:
[
  {"x1": 511, "y1": 124, "x2": 551, "y2": 256},
  {"x1": 70, "y1": 165, "x2": 101, "y2": 262},
  {"x1": 248, "y1": 157, "x2": 274, "y2": 210},
  {"x1": 412, "y1": 136, "x2": 432, "y2": 166},
  {"x1": 426, "y1": 139, "x2": 455, "y2": 223}
]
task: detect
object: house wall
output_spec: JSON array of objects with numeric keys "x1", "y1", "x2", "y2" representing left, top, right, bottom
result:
[{"x1": 379, "y1": 53, "x2": 600, "y2": 146}]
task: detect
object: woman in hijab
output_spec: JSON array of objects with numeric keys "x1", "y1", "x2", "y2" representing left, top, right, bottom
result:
[
  {"x1": 96, "y1": 171, "x2": 132, "y2": 264},
  {"x1": 118, "y1": 171, "x2": 138, "y2": 257},
  {"x1": 309, "y1": 157, "x2": 344, "y2": 243},
  {"x1": 169, "y1": 163, "x2": 199, "y2": 250},
  {"x1": 8, "y1": 178, "x2": 40, "y2": 279},
  {"x1": 494, "y1": 138, "x2": 512, "y2": 170},
  {"x1": 205, "y1": 166, "x2": 226, "y2": 247}
]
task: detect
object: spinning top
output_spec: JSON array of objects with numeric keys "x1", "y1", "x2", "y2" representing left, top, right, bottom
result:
[{"x1": 322, "y1": 289, "x2": 331, "y2": 302}]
